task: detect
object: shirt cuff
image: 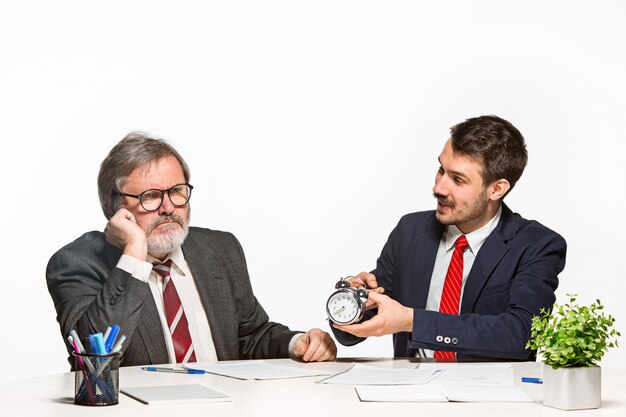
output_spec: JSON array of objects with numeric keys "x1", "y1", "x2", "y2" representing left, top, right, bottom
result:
[
  {"x1": 116, "y1": 254, "x2": 153, "y2": 282},
  {"x1": 288, "y1": 333, "x2": 305, "y2": 359}
]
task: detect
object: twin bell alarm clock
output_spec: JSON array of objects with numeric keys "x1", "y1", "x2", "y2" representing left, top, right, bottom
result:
[{"x1": 326, "y1": 276, "x2": 369, "y2": 325}]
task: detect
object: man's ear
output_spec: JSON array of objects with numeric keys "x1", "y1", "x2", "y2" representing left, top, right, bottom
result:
[{"x1": 488, "y1": 179, "x2": 511, "y2": 201}]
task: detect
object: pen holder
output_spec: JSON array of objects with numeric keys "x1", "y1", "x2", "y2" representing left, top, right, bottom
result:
[{"x1": 72, "y1": 351, "x2": 122, "y2": 406}]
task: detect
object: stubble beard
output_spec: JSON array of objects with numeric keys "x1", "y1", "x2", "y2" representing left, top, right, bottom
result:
[{"x1": 434, "y1": 193, "x2": 489, "y2": 228}]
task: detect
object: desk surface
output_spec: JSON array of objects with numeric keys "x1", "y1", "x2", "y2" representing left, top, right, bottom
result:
[{"x1": 2, "y1": 358, "x2": 625, "y2": 416}]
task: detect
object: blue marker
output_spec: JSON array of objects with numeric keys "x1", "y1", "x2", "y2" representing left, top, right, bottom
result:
[
  {"x1": 88, "y1": 334, "x2": 99, "y2": 354},
  {"x1": 105, "y1": 325, "x2": 120, "y2": 353},
  {"x1": 521, "y1": 377, "x2": 543, "y2": 384},
  {"x1": 142, "y1": 367, "x2": 205, "y2": 375},
  {"x1": 94, "y1": 332, "x2": 107, "y2": 354}
]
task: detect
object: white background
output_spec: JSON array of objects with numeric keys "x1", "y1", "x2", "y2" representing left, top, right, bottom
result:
[{"x1": 1, "y1": 1, "x2": 625, "y2": 384}]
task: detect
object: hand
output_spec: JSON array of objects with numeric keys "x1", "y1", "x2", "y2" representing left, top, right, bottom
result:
[
  {"x1": 292, "y1": 328, "x2": 337, "y2": 362},
  {"x1": 351, "y1": 272, "x2": 384, "y2": 310},
  {"x1": 333, "y1": 291, "x2": 413, "y2": 337},
  {"x1": 104, "y1": 209, "x2": 148, "y2": 261}
]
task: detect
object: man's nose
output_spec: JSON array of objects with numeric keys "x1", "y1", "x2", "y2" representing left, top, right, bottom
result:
[
  {"x1": 433, "y1": 173, "x2": 448, "y2": 197},
  {"x1": 158, "y1": 194, "x2": 175, "y2": 215}
]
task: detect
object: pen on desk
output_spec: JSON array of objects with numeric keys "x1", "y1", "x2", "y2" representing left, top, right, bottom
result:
[
  {"x1": 521, "y1": 377, "x2": 543, "y2": 384},
  {"x1": 142, "y1": 366, "x2": 206, "y2": 375}
]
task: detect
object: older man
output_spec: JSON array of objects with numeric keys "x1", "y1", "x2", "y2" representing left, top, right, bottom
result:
[{"x1": 48, "y1": 132, "x2": 336, "y2": 367}]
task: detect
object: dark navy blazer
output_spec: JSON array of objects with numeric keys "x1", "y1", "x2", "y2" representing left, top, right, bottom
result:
[{"x1": 333, "y1": 204, "x2": 566, "y2": 360}]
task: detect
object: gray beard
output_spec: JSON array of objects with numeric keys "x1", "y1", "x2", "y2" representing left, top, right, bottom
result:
[{"x1": 147, "y1": 223, "x2": 189, "y2": 254}]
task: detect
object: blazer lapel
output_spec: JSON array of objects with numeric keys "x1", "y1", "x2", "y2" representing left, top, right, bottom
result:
[
  {"x1": 181, "y1": 231, "x2": 237, "y2": 360},
  {"x1": 460, "y1": 204, "x2": 516, "y2": 313},
  {"x1": 412, "y1": 221, "x2": 445, "y2": 309}
]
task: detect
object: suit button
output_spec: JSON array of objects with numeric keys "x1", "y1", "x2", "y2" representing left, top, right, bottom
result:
[
  {"x1": 436, "y1": 335, "x2": 443, "y2": 342},
  {"x1": 451, "y1": 337, "x2": 458, "y2": 345},
  {"x1": 444, "y1": 337, "x2": 451, "y2": 344}
]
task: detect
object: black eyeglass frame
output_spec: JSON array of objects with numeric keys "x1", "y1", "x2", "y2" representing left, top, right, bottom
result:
[{"x1": 118, "y1": 182, "x2": 194, "y2": 212}]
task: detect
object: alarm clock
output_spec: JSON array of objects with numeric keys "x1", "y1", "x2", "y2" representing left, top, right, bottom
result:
[{"x1": 326, "y1": 276, "x2": 369, "y2": 325}]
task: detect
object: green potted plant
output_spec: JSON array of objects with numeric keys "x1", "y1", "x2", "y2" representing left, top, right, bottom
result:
[{"x1": 526, "y1": 294, "x2": 620, "y2": 410}]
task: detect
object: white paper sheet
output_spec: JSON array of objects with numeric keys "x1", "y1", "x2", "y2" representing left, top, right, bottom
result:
[
  {"x1": 184, "y1": 361, "x2": 330, "y2": 380},
  {"x1": 437, "y1": 383, "x2": 534, "y2": 402},
  {"x1": 417, "y1": 363, "x2": 513, "y2": 385},
  {"x1": 356, "y1": 384, "x2": 448, "y2": 402},
  {"x1": 318, "y1": 363, "x2": 441, "y2": 385},
  {"x1": 355, "y1": 382, "x2": 533, "y2": 403}
]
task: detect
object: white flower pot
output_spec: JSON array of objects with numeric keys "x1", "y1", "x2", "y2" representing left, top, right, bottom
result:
[{"x1": 542, "y1": 364, "x2": 601, "y2": 410}]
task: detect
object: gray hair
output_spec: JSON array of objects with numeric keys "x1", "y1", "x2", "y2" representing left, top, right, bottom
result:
[{"x1": 97, "y1": 132, "x2": 191, "y2": 219}]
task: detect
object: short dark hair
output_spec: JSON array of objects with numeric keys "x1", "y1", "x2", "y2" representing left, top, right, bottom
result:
[
  {"x1": 450, "y1": 115, "x2": 527, "y2": 193},
  {"x1": 97, "y1": 132, "x2": 191, "y2": 219}
]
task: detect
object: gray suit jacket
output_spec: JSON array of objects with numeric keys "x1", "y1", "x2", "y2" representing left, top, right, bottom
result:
[{"x1": 47, "y1": 227, "x2": 299, "y2": 368}]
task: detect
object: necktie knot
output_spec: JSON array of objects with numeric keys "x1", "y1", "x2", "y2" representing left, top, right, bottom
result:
[
  {"x1": 455, "y1": 235, "x2": 469, "y2": 252},
  {"x1": 153, "y1": 259, "x2": 173, "y2": 279}
]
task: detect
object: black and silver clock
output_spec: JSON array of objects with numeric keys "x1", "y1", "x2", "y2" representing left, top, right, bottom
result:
[{"x1": 326, "y1": 276, "x2": 369, "y2": 325}]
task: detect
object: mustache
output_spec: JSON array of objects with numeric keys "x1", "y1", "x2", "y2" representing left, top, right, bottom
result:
[
  {"x1": 433, "y1": 193, "x2": 455, "y2": 207},
  {"x1": 146, "y1": 214, "x2": 186, "y2": 235}
]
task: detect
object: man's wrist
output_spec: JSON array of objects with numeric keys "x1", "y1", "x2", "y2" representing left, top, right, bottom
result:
[
  {"x1": 123, "y1": 241, "x2": 148, "y2": 261},
  {"x1": 404, "y1": 306, "x2": 414, "y2": 332},
  {"x1": 288, "y1": 333, "x2": 305, "y2": 359},
  {"x1": 117, "y1": 254, "x2": 153, "y2": 282}
]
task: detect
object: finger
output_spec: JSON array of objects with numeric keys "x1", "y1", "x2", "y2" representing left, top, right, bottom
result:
[
  {"x1": 357, "y1": 272, "x2": 378, "y2": 289},
  {"x1": 306, "y1": 334, "x2": 336, "y2": 362},
  {"x1": 334, "y1": 317, "x2": 381, "y2": 338},
  {"x1": 366, "y1": 290, "x2": 387, "y2": 304},
  {"x1": 301, "y1": 332, "x2": 322, "y2": 361},
  {"x1": 292, "y1": 334, "x2": 308, "y2": 357}
]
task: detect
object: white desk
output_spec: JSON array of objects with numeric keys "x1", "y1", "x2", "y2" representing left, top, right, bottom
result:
[{"x1": 1, "y1": 359, "x2": 625, "y2": 416}]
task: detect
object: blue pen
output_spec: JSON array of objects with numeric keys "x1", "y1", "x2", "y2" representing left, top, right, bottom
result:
[
  {"x1": 105, "y1": 325, "x2": 120, "y2": 353},
  {"x1": 521, "y1": 377, "x2": 543, "y2": 384},
  {"x1": 142, "y1": 366, "x2": 205, "y2": 375}
]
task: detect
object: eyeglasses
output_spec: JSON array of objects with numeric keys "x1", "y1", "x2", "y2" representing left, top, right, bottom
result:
[{"x1": 119, "y1": 183, "x2": 194, "y2": 212}]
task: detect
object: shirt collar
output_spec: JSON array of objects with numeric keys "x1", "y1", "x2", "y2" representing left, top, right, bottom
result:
[
  {"x1": 444, "y1": 205, "x2": 502, "y2": 255},
  {"x1": 148, "y1": 245, "x2": 188, "y2": 277}
]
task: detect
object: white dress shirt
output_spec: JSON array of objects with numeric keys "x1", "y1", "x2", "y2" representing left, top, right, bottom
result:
[
  {"x1": 417, "y1": 206, "x2": 502, "y2": 357},
  {"x1": 117, "y1": 247, "x2": 218, "y2": 364},
  {"x1": 117, "y1": 246, "x2": 302, "y2": 363}
]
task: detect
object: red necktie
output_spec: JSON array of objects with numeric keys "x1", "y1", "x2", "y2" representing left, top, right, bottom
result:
[
  {"x1": 153, "y1": 260, "x2": 196, "y2": 363},
  {"x1": 434, "y1": 235, "x2": 469, "y2": 359}
]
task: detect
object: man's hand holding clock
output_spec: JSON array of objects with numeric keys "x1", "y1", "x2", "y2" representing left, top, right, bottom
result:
[{"x1": 331, "y1": 271, "x2": 414, "y2": 337}]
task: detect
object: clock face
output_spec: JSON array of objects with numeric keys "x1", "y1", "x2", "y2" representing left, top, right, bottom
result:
[{"x1": 327, "y1": 291, "x2": 361, "y2": 324}]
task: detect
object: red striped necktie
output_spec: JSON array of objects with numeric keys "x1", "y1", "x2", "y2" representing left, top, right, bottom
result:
[
  {"x1": 434, "y1": 235, "x2": 469, "y2": 359},
  {"x1": 153, "y1": 260, "x2": 196, "y2": 363}
]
